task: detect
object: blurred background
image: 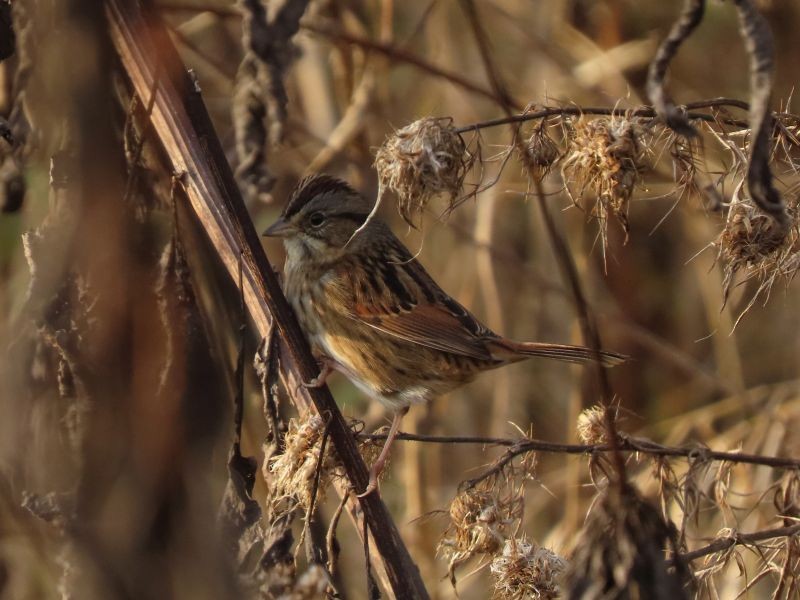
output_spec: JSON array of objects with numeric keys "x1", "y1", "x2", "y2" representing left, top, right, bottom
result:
[{"x1": 1, "y1": 0, "x2": 799, "y2": 598}]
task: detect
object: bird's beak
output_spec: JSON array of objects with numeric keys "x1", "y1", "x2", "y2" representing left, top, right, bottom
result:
[{"x1": 263, "y1": 216, "x2": 294, "y2": 238}]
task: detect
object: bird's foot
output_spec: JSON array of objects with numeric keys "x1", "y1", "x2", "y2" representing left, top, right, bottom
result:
[
  {"x1": 356, "y1": 466, "x2": 382, "y2": 498},
  {"x1": 298, "y1": 359, "x2": 334, "y2": 390}
]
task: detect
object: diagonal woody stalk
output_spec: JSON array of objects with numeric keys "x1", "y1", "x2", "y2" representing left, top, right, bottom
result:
[{"x1": 104, "y1": 2, "x2": 428, "y2": 598}]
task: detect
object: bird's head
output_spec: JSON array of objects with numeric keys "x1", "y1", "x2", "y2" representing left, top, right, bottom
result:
[{"x1": 263, "y1": 175, "x2": 376, "y2": 262}]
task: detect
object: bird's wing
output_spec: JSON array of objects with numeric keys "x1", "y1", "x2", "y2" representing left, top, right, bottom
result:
[{"x1": 336, "y1": 238, "x2": 497, "y2": 361}]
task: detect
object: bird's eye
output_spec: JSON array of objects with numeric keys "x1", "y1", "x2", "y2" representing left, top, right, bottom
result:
[{"x1": 308, "y1": 212, "x2": 325, "y2": 227}]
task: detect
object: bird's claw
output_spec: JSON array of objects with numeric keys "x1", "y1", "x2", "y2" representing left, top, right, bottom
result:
[
  {"x1": 296, "y1": 359, "x2": 333, "y2": 392},
  {"x1": 356, "y1": 471, "x2": 380, "y2": 498}
]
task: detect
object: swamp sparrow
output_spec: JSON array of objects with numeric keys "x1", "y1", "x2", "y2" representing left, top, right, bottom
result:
[{"x1": 264, "y1": 175, "x2": 625, "y2": 495}]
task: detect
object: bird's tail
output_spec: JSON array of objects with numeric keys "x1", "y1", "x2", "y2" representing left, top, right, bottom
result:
[{"x1": 491, "y1": 340, "x2": 627, "y2": 367}]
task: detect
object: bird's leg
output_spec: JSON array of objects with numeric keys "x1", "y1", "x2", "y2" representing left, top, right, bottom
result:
[
  {"x1": 300, "y1": 355, "x2": 336, "y2": 389},
  {"x1": 357, "y1": 406, "x2": 409, "y2": 497}
]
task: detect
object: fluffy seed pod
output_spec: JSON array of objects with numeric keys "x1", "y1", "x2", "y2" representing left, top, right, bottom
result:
[
  {"x1": 561, "y1": 116, "x2": 649, "y2": 254},
  {"x1": 491, "y1": 538, "x2": 567, "y2": 600},
  {"x1": 717, "y1": 198, "x2": 800, "y2": 310},
  {"x1": 374, "y1": 117, "x2": 472, "y2": 226}
]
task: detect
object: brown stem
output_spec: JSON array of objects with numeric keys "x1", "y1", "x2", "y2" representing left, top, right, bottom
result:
[
  {"x1": 676, "y1": 522, "x2": 800, "y2": 564},
  {"x1": 358, "y1": 431, "x2": 800, "y2": 470},
  {"x1": 529, "y1": 176, "x2": 628, "y2": 489},
  {"x1": 453, "y1": 100, "x2": 776, "y2": 134},
  {"x1": 105, "y1": 2, "x2": 428, "y2": 598},
  {"x1": 302, "y1": 20, "x2": 519, "y2": 111}
]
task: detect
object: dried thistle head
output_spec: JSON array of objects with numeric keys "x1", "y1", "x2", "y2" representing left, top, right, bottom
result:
[
  {"x1": 374, "y1": 117, "x2": 472, "y2": 226},
  {"x1": 716, "y1": 196, "x2": 800, "y2": 311},
  {"x1": 490, "y1": 538, "x2": 567, "y2": 600},
  {"x1": 268, "y1": 415, "x2": 336, "y2": 512},
  {"x1": 437, "y1": 484, "x2": 523, "y2": 583},
  {"x1": 520, "y1": 124, "x2": 560, "y2": 180},
  {"x1": 577, "y1": 405, "x2": 609, "y2": 445},
  {"x1": 561, "y1": 116, "x2": 649, "y2": 253},
  {"x1": 566, "y1": 487, "x2": 690, "y2": 599}
]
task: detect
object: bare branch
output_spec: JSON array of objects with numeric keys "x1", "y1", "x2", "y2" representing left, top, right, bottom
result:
[{"x1": 358, "y1": 431, "x2": 800, "y2": 471}]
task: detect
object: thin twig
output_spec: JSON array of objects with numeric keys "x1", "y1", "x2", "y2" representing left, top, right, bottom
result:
[
  {"x1": 458, "y1": 0, "x2": 519, "y2": 116},
  {"x1": 356, "y1": 431, "x2": 800, "y2": 470},
  {"x1": 528, "y1": 176, "x2": 628, "y2": 489},
  {"x1": 453, "y1": 101, "x2": 774, "y2": 134},
  {"x1": 303, "y1": 20, "x2": 520, "y2": 111},
  {"x1": 676, "y1": 522, "x2": 800, "y2": 564}
]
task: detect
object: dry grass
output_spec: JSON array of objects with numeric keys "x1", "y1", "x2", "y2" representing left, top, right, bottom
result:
[{"x1": 2, "y1": 1, "x2": 800, "y2": 599}]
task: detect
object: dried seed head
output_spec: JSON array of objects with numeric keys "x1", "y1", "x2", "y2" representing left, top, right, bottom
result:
[
  {"x1": 521, "y1": 126, "x2": 560, "y2": 180},
  {"x1": 268, "y1": 415, "x2": 336, "y2": 512},
  {"x1": 566, "y1": 488, "x2": 690, "y2": 599},
  {"x1": 490, "y1": 538, "x2": 567, "y2": 600},
  {"x1": 716, "y1": 197, "x2": 800, "y2": 311},
  {"x1": 374, "y1": 117, "x2": 472, "y2": 226},
  {"x1": 577, "y1": 405, "x2": 609, "y2": 445},
  {"x1": 561, "y1": 116, "x2": 649, "y2": 253},
  {"x1": 438, "y1": 485, "x2": 523, "y2": 583}
]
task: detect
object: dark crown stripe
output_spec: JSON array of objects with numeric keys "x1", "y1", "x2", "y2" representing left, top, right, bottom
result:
[{"x1": 283, "y1": 174, "x2": 358, "y2": 218}]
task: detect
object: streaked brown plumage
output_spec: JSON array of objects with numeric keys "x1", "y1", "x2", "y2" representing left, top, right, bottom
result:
[{"x1": 264, "y1": 174, "x2": 625, "y2": 494}]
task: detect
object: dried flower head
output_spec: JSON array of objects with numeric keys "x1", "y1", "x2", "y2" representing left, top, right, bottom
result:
[
  {"x1": 577, "y1": 405, "x2": 609, "y2": 445},
  {"x1": 490, "y1": 538, "x2": 567, "y2": 600},
  {"x1": 566, "y1": 488, "x2": 689, "y2": 599},
  {"x1": 520, "y1": 125, "x2": 560, "y2": 180},
  {"x1": 268, "y1": 415, "x2": 336, "y2": 512},
  {"x1": 561, "y1": 116, "x2": 649, "y2": 255},
  {"x1": 438, "y1": 485, "x2": 523, "y2": 583},
  {"x1": 716, "y1": 196, "x2": 800, "y2": 314},
  {"x1": 374, "y1": 117, "x2": 472, "y2": 226}
]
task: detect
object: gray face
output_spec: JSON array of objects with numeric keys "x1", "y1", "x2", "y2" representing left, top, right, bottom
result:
[{"x1": 263, "y1": 176, "x2": 375, "y2": 262}]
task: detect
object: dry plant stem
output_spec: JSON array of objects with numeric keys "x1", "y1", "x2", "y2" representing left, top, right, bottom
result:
[
  {"x1": 302, "y1": 20, "x2": 521, "y2": 111},
  {"x1": 158, "y1": 5, "x2": 516, "y2": 109},
  {"x1": 356, "y1": 432, "x2": 800, "y2": 471},
  {"x1": 647, "y1": 0, "x2": 706, "y2": 137},
  {"x1": 676, "y1": 522, "x2": 800, "y2": 565},
  {"x1": 453, "y1": 100, "x2": 773, "y2": 134},
  {"x1": 458, "y1": 0, "x2": 519, "y2": 118},
  {"x1": 529, "y1": 177, "x2": 627, "y2": 489},
  {"x1": 732, "y1": 0, "x2": 789, "y2": 230},
  {"x1": 105, "y1": 3, "x2": 428, "y2": 598}
]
